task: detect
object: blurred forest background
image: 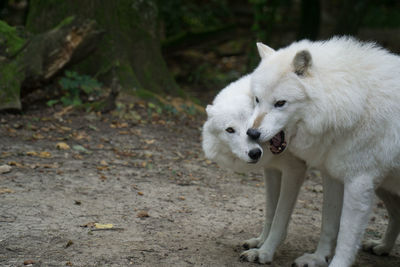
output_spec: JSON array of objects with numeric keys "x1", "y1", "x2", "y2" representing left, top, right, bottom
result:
[{"x1": 1, "y1": 0, "x2": 400, "y2": 113}]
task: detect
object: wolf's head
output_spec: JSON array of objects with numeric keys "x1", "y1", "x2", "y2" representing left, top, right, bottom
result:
[
  {"x1": 202, "y1": 75, "x2": 271, "y2": 172},
  {"x1": 247, "y1": 42, "x2": 312, "y2": 155}
]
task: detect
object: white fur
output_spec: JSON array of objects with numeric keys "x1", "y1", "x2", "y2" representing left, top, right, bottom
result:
[
  {"x1": 249, "y1": 37, "x2": 400, "y2": 267},
  {"x1": 202, "y1": 75, "x2": 306, "y2": 264}
]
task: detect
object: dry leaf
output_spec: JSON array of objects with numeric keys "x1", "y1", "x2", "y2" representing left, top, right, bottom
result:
[
  {"x1": 56, "y1": 142, "x2": 70, "y2": 150},
  {"x1": 94, "y1": 223, "x2": 113, "y2": 229},
  {"x1": 178, "y1": 196, "x2": 186, "y2": 201},
  {"x1": 0, "y1": 188, "x2": 14, "y2": 194},
  {"x1": 26, "y1": 151, "x2": 38, "y2": 156},
  {"x1": 8, "y1": 161, "x2": 23, "y2": 167},
  {"x1": 144, "y1": 139, "x2": 155, "y2": 145},
  {"x1": 81, "y1": 222, "x2": 96, "y2": 228},
  {"x1": 96, "y1": 166, "x2": 109, "y2": 171},
  {"x1": 32, "y1": 133, "x2": 45, "y2": 139},
  {"x1": 39, "y1": 151, "x2": 52, "y2": 158},
  {"x1": 100, "y1": 160, "x2": 108, "y2": 166},
  {"x1": 59, "y1": 126, "x2": 71, "y2": 132},
  {"x1": 138, "y1": 191, "x2": 144, "y2": 196},
  {"x1": 137, "y1": 210, "x2": 149, "y2": 218}
]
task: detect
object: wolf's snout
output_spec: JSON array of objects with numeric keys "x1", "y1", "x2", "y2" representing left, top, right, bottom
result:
[
  {"x1": 248, "y1": 148, "x2": 262, "y2": 160},
  {"x1": 247, "y1": 128, "x2": 261, "y2": 140}
]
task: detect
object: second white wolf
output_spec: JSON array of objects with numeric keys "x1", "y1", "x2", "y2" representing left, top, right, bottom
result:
[{"x1": 202, "y1": 75, "x2": 306, "y2": 264}]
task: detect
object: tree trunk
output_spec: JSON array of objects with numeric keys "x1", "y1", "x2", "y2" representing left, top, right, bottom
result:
[
  {"x1": 25, "y1": 0, "x2": 180, "y2": 97},
  {"x1": 0, "y1": 18, "x2": 103, "y2": 111}
]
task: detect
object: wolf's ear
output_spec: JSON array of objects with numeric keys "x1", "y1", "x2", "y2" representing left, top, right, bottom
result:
[
  {"x1": 206, "y1": 104, "x2": 214, "y2": 117},
  {"x1": 293, "y1": 50, "x2": 312, "y2": 76},
  {"x1": 256, "y1": 42, "x2": 275, "y2": 59}
]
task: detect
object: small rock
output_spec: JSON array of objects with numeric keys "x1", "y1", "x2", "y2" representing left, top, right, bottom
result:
[
  {"x1": 0, "y1": 164, "x2": 11, "y2": 174},
  {"x1": 24, "y1": 259, "x2": 35, "y2": 265}
]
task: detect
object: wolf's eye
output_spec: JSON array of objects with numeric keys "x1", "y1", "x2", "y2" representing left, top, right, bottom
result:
[
  {"x1": 225, "y1": 127, "x2": 235, "y2": 133},
  {"x1": 255, "y1": 97, "x2": 259, "y2": 103},
  {"x1": 274, "y1": 100, "x2": 286, "y2": 108}
]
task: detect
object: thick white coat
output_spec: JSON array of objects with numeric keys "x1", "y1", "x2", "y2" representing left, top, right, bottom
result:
[{"x1": 249, "y1": 37, "x2": 400, "y2": 267}]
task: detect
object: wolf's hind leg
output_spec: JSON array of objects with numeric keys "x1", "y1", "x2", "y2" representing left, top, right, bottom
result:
[{"x1": 363, "y1": 187, "x2": 400, "y2": 256}]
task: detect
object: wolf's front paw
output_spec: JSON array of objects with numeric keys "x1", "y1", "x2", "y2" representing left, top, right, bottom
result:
[
  {"x1": 292, "y1": 253, "x2": 328, "y2": 267},
  {"x1": 240, "y1": 248, "x2": 273, "y2": 264},
  {"x1": 362, "y1": 239, "x2": 391, "y2": 256},
  {"x1": 242, "y1": 237, "x2": 263, "y2": 250}
]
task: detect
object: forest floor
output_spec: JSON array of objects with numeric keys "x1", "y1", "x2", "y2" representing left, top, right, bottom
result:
[{"x1": 0, "y1": 94, "x2": 400, "y2": 267}]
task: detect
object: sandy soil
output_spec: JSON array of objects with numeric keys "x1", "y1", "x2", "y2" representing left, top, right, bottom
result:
[{"x1": 0, "y1": 103, "x2": 399, "y2": 267}]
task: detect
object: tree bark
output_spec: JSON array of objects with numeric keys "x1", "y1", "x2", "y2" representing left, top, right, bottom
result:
[
  {"x1": 0, "y1": 18, "x2": 103, "y2": 111},
  {"x1": 25, "y1": 0, "x2": 180, "y2": 97}
]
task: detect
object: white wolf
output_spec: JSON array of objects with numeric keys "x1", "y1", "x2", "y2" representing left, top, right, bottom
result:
[
  {"x1": 247, "y1": 37, "x2": 400, "y2": 267},
  {"x1": 202, "y1": 75, "x2": 306, "y2": 264}
]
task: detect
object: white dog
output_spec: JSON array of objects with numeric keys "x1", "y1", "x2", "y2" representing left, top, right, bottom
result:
[
  {"x1": 247, "y1": 37, "x2": 400, "y2": 267},
  {"x1": 202, "y1": 75, "x2": 306, "y2": 264}
]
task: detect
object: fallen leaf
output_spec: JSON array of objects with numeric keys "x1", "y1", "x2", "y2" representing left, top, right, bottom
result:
[
  {"x1": 118, "y1": 131, "x2": 130, "y2": 135},
  {"x1": 32, "y1": 133, "x2": 45, "y2": 139},
  {"x1": 65, "y1": 240, "x2": 74, "y2": 248},
  {"x1": 66, "y1": 261, "x2": 73, "y2": 266},
  {"x1": 7, "y1": 161, "x2": 23, "y2": 167},
  {"x1": 137, "y1": 210, "x2": 149, "y2": 218},
  {"x1": 144, "y1": 139, "x2": 155, "y2": 145},
  {"x1": 81, "y1": 222, "x2": 96, "y2": 228},
  {"x1": 39, "y1": 151, "x2": 52, "y2": 158},
  {"x1": 138, "y1": 191, "x2": 144, "y2": 196},
  {"x1": 178, "y1": 196, "x2": 186, "y2": 201},
  {"x1": 0, "y1": 165, "x2": 12, "y2": 174},
  {"x1": 26, "y1": 151, "x2": 39, "y2": 156},
  {"x1": 96, "y1": 144, "x2": 104, "y2": 149},
  {"x1": 100, "y1": 160, "x2": 108, "y2": 166},
  {"x1": 96, "y1": 166, "x2": 109, "y2": 171},
  {"x1": 94, "y1": 223, "x2": 113, "y2": 229},
  {"x1": 59, "y1": 126, "x2": 71, "y2": 132},
  {"x1": 73, "y1": 145, "x2": 91, "y2": 154},
  {"x1": 56, "y1": 142, "x2": 70, "y2": 150},
  {"x1": 0, "y1": 188, "x2": 14, "y2": 194}
]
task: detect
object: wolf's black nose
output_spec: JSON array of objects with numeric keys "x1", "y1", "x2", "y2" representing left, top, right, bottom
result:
[
  {"x1": 248, "y1": 148, "x2": 262, "y2": 160},
  {"x1": 247, "y1": 128, "x2": 261, "y2": 140}
]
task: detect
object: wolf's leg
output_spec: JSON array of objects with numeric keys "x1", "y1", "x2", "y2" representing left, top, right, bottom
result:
[
  {"x1": 363, "y1": 187, "x2": 400, "y2": 256},
  {"x1": 243, "y1": 168, "x2": 281, "y2": 249},
  {"x1": 329, "y1": 174, "x2": 376, "y2": 267},
  {"x1": 241, "y1": 162, "x2": 306, "y2": 264},
  {"x1": 293, "y1": 173, "x2": 343, "y2": 267}
]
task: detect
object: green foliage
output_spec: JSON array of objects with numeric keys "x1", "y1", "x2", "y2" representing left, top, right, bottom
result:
[
  {"x1": 157, "y1": 0, "x2": 232, "y2": 39},
  {"x1": 0, "y1": 20, "x2": 26, "y2": 56},
  {"x1": 363, "y1": 1, "x2": 400, "y2": 28},
  {"x1": 47, "y1": 71, "x2": 102, "y2": 107}
]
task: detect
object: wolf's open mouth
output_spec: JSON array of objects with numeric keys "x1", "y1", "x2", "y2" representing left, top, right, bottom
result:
[{"x1": 269, "y1": 131, "x2": 287, "y2": 154}]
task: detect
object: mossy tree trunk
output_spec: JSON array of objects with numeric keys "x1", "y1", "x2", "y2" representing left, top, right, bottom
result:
[
  {"x1": 0, "y1": 18, "x2": 103, "y2": 111},
  {"x1": 26, "y1": 0, "x2": 180, "y2": 97}
]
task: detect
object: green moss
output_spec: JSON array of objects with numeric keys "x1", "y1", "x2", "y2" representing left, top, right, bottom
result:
[
  {"x1": 0, "y1": 60, "x2": 23, "y2": 110},
  {"x1": 0, "y1": 20, "x2": 26, "y2": 56},
  {"x1": 54, "y1": 16, "x2": 75, "y2": 30}
]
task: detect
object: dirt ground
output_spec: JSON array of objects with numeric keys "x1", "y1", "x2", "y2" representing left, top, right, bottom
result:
[{"x1": 0, "y1": 100, "x2": 399, "y2": 267}]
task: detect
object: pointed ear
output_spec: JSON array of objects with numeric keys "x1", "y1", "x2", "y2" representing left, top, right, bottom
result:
[
  {"x1": 293, "y1": 50, "x2": 312, "y2": 76},
  {"x1": 206, "y1": 104, "x2": 214, "y2": 117},
  {"x1": 256, "y1": 42, "x2": 275, "y2": 59}
]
